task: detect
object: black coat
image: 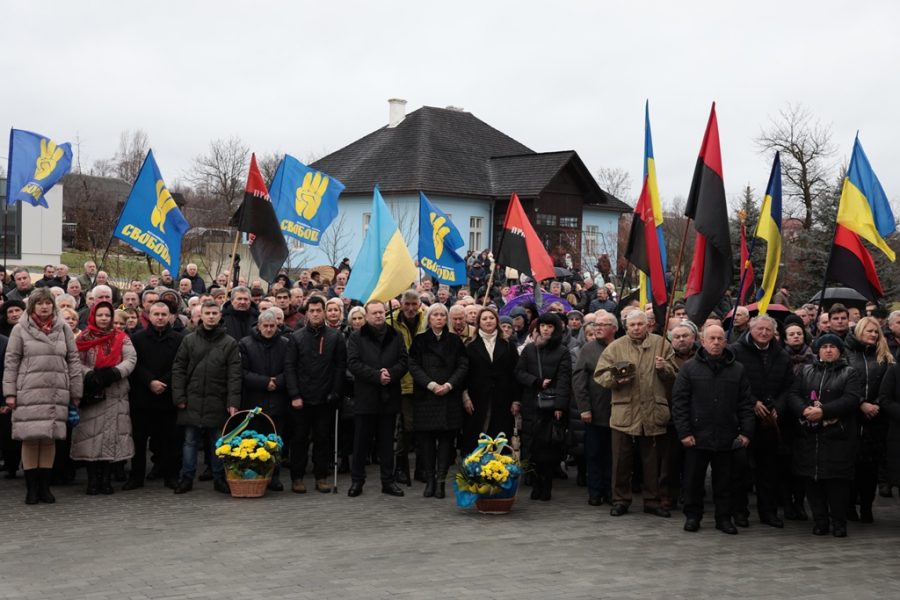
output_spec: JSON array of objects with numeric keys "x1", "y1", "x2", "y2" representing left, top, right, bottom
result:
[
  {"x1": 788, "y1": 359, "x2": 861, "y2": 481},
  {"x1": 572, "y1": 339, "x2": 610, "y2": 426},
  {"x1": 845, "y1": 332, "x2": 891, "y2": 463},
  {"x1": 346, "y1": 324, "x2": 408, "y2": 415},
  {"x1": 877, "y1": 363, "x2": 900, "y2": 485},
  {"x1": 284, "y1": 323, "x2": 346, "y2": 406},
  {"x1": 516, "y1": 338, "x2": 572, "y2": 412},
  {"x1": 671, "y1": 347, "x2": 755, "y2": 452},
  {"x1": 729, "y1": 332, "x2": 794, "y2": 413},
  {"x1": 461, "y1": 333, "x2": 518, "y2": 453},
  {"x1": 408, "y1": 328, "x2": 469, "y2": 432},
  {"x1": 239, "y1": 328, "x2": 289, "y2": 417},
  {"x1": 221, "y1": 302, "x2": 259, "y2": 341},
  {"x1": 129, "y1": 324, "x2": 185, "y2": 411}
]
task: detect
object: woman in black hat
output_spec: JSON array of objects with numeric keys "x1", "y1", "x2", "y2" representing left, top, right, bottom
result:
[
  {"x1": 788, "y1": 333, "x2": 862, "y2": 537},
  {"x1": 514, "y1": 312, "x2": 571, "y2": 501}
]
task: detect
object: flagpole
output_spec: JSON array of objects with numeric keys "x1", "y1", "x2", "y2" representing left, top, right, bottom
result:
[
  {"x1": 226, "y1": 229, "x2": 240, "y2": 293},
  {"x1": 815, "y1": 226, "x2": 838, "y2": 322},
  {"x1": 728, "y1": 210, "x2": 757, "y2": 340},
  {"x1": 482, "y1": 254, "x2": 495, "y2": 307},
  {"x1": 657, "y1": 217, "x2": 692, "y2": 356}
]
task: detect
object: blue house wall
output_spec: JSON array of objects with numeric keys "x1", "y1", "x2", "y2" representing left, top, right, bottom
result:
[{"x1": 581, "y1": 207, "x2": 620, "y2": 276}]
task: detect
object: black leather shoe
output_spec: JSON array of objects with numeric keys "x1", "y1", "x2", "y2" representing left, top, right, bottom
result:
[
  {"x1": 381, "y1": 482, "x2": 405, "y2": 497},
  {"x1": 213, "y1": 479, "x2": 230, "y2": 494},
  {"x1": 394, "y1": 470, "x2": 411, "y2": 486},
  {"x1": 122, "y1": 478, "x2": 144, "y2": 491},
  {"x1": 267, "y1": 479, "x2": 284, "y2": 492},
  {"x1": 347, "y1": 481, "x2": 363, "y2": 497},
  {"x1": 588, "y1": 496, "x2": 602, "y2": 506},
  {"x1": 716, "y1": 519, "x2": 738, "y2": 535},
  {"x1": 733, "y1": 515, "x2": 750, "y2": 528},
  {"x1": 684, "y1": 519, "x2": 700, "y2": 532},
  {"x1": 760, "y1": 514, "x2": 784, "y2": 528},
  {"x1": 198, "y1": 467, "x2": 213, "y2": 482},
  {"x1": 435, "y1": 482, "x2": 446, "y2": 499},
  {"x1": 173, "y1": 478, "x2": 193, "y2": 494},
  {"x1": 530, "y1": 486, "x2": 541, "y2": 500},
  {"x1": 832, "y1": 523, "x2": 848, "y2": 538},
  {"x1": 163, "y1": 477, "x2": 178, "y2": 490},
  {"x1": 813, "y1": 522, "x2": 829, "y2": 535},
  {"x1": 423, "y1": 478, "x2": 436, "y2": 498},
  {"x1": 610, "y1": 504, "x2": 628, "y2": 517},
  {"x1": 644, "y1": 506, "x2": 671, "y2": 518}
]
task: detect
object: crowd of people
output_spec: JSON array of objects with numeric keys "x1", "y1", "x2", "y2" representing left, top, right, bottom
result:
[{"x1": 1, "y1": 260, "x2": 900, "y2": 540}]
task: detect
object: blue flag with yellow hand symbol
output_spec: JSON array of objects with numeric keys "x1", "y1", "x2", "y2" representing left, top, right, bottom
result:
[
  {"x1": 418, "y1": 192, "x2": 467, "y2": 285},
  {"x1": 6, "y1": 128, "x2": 73, "y2": 208},
  {"x1": 269, "y1": 154, "x2": 344, "y2": 246},
  {"x1": 112, "y1": 150, "x2": 190, "y2": 274}
]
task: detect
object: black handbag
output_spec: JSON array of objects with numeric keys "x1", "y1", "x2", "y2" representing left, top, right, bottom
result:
[
  {"x1": 79, "y1": 370, "x2": 106, "y2": 408},
  {"x1": 535, "y1": 347, "x2": 557, "y2": 411}
]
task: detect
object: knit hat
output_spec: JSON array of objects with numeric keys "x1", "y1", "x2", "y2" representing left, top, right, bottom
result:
[
  {"x1": 813, "y1": 333, "x2": 845, "y2": 354},
  {"x1": 499, "y1": 315, "x2": 514, "y2": 326},
  {"x1": 783, "y1": 314, "x2": 805, "y2": 330},
  {"x1": 567, "y1": 310, "x2": 584, "y2": 322}
]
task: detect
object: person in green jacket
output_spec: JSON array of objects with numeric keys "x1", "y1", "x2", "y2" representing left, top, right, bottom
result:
[{"x1": 171, "y1": 300, "x2": 241, "y2": 494}]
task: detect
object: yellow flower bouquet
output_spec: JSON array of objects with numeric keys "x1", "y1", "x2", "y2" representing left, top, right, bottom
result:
[{"x1": 454, "y1": 433, "x2": 523, "y2": 511}]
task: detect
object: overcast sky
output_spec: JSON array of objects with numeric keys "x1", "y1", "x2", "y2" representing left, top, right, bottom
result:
[{"x1": 3, "y1": 0, "x2": 898, "y2": 215}]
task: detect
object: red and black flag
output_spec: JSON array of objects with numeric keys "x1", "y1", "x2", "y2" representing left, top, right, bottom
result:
[
  {"x1": 495, "y1": 192, "x2": 555, "y2": 283},
  {"x1": 229, "y1": 153, "x2": 289, "y2": 282},
  {"x1": 683, "y1": 103, "x2": 733, "y2": 324},
  {"x1": 825, "y1": 225, "x2": 883, "y2": 301}
]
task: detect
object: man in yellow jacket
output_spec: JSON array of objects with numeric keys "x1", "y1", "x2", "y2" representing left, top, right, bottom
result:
[
  {"x1": 391, "y1": 290, "x2": 427, "y2": 485},
  {"x1": 595, "y1": 310, "x2": 677, "y2": 518}
]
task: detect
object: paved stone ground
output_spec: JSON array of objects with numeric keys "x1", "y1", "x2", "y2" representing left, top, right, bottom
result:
[{"x1": 1, "y1": 467, "x2": 899, "y2": 599}]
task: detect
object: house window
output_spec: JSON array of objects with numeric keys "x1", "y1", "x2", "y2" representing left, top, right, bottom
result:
[
  {"x1": 584, "y1": 224, "x2": 599, "y2": 257},
  {"x1": 469, "y1": 216, "x2": 483, "y2": 251},
  {"x1": 559, "y1": 216, "x2": 579, "y2": 228},
  {"x1": 536, "y1": 213, "x2": 557, "y2": 226},
  {"x1": 362, "y1": 212, "x2": 371, "y2": 235}
]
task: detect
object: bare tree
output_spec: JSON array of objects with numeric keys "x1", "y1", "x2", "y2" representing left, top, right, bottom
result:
[
  {"x1": 91, "y1": 158, "x2": 117, "y2": 178},
  {"x1": 186, "y1": 136, "x2": 250, "y2": 212},
  {"x1": 114, "y1": 129, "x2": 150, "y2": 184},
  {"x1": 596, "y1": 167, "x2": 633, "y2": 203},
  {"x1": 756, "y1": 104, "x2": 836, "y2": 229},
  {"x1": 318, "y1": 212, "x2": 353, "y2": 267},
  {"x1": 257, "y1": 152, "x2": 282, "y2": 186}
]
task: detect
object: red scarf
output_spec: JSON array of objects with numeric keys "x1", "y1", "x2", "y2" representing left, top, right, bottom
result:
[
  {"x1": 76, "y1": 302, "x2": 126, "y2": 369},
  {"x1": 30, "y1": 313, "x2": 54, "y2": 334}
]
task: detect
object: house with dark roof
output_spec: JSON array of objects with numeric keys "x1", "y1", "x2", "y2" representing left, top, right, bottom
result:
[{"x1": 302, "y1": 99, "x2": 628, "y2": 273}]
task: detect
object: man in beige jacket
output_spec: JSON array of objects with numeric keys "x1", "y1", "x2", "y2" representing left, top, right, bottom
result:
[{"x1": 595, "y1": 311, "x2": 677, "y2": 518}]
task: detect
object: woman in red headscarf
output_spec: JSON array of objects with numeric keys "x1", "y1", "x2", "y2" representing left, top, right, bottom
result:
[{"x1": 70, "y1": 301, "x2": 137, "y2": 495}]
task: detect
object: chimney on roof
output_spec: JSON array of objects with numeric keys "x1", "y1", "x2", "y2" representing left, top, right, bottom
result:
[
  {"x1": 445, "y1": 105, "x2": 465, "y2": 112},
  {"x1": 388, "y1": 98, "x2": 407, "y2": 128}
]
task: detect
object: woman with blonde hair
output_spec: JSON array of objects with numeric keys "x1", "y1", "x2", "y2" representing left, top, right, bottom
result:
[
  {"x1": 59, "y1": 307, "x2": 82, "y2": 336},
  {"x1": 2, "y1": 288, "x2": 83, "y2": 504},
  {"x1": 845, "y1": 316, "x2": 894, "y2": 523},
  {"x1": 325, "y1": 297, "x2": 344, "y2": 329}
]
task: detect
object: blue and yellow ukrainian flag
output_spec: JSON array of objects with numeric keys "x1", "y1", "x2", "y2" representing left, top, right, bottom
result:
[
  {"x1": 836, "y1": 136, "x2": 896, "y2": 261},
  {"x1": 638, "y1": 102, "x2": 667, "y2": 308},
  {"x1": 754, "y1": 152, "x2": 782, "y2": 314},
  {"x1": 344, "y1": 186, "x2": 417, "y2": 303}
]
